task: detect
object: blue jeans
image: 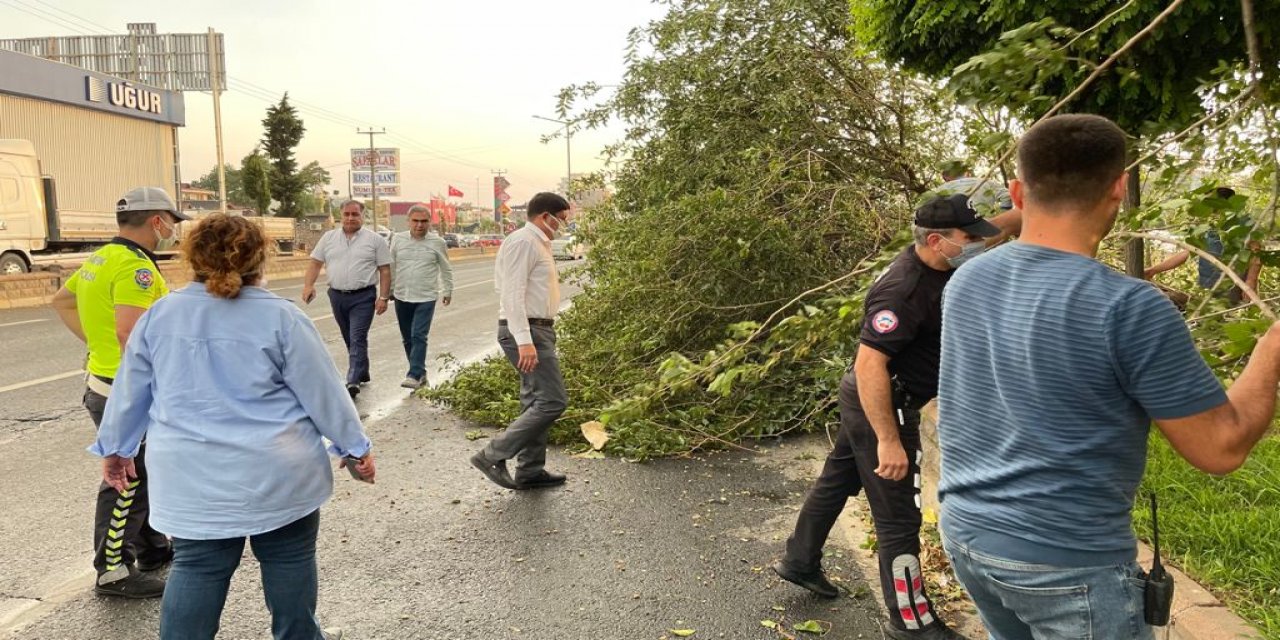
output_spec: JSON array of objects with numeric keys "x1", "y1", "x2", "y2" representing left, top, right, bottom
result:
[
  {"x1": 328, "y1": 287, "x2": 376, "y2": 385},
  {"x1": 394, "y1": 299, "x2": 437, "y2": 379},
  {"x1": 942, "y1": 536, "x2": 1153, "y2": 640},
  {"x1": 160, "y1": 511, "x2": 324, "y2": 640}
]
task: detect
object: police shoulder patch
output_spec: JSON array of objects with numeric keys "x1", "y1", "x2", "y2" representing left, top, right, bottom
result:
[
  {"x1": 871, "y1": 309, "x2": 899, "y2": 334},
  {"x1": 134, "y1": 268, "x2": 154, "y2": 289}
]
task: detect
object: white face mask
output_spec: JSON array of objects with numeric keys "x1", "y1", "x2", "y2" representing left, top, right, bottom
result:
[
  {"x1": 154, "y1": 217, "x2": 177, "y2": 251},
  {"x1": 545, "y1": 214, "x2": 566, "y2": 239},
  {"x1": 938, "y1": 235, "x2": 985, "y2": 268}
]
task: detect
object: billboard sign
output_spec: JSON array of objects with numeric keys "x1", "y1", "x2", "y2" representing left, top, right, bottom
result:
[
  {"x1": 351, "y1": 171, "x2": 399, "y2": 185},
  {"x1": 0, "y1": 26, "x2": 226, "y2": 92},
  {"x1": 353, "y1": 184, "x2": 401, "y2": 197},
  {"x1": 350, "y1": 148, "x2": 400, "y2": 171}
]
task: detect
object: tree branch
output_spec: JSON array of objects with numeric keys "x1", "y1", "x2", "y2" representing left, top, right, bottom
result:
[
  {"x1": 1113, "y1": 230, "x2": 1276, "y2": 320},
  {"x1": 970, "y1": 0, "x2": 1190, "y2": 198}
]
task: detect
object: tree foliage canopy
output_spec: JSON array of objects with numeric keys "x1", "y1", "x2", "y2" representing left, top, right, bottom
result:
[
  {"x1": 854, "y1": 0, "x2": 1280, "y2": 134},
  {"x1": 429, "y1": 0, "x2": 959, "y2": 457},
  {"x1": 241, "y1": 148, "x2": 273, "y2": 216},
  {"x1": 191, "y1": 164, "x2": 245, "y2": 208},
  {"x1": 261, "y1": 94, "x2": 307, "y2": 218}
]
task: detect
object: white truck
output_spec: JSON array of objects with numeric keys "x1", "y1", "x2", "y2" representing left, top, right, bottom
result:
[
  {"x1": 0, "y1": 138, "x2": 119, "y2": 274},
  {"x1": 0, "y1": 139, "x2": 295, "y2": 273}
]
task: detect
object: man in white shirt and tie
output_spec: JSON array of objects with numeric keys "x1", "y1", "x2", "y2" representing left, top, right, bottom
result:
[{"x1": 471, "y1": 192, "x2": 571, "y2": 490}]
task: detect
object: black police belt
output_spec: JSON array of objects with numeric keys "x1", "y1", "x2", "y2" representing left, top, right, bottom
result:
[{"x1": 890, "y1": 376, "x2": 928, "y2": 411}]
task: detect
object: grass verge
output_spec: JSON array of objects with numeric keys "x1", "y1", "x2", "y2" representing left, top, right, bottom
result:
[{"x1": 1137, "y1": 434, "x2": 1280, "y2": 638}]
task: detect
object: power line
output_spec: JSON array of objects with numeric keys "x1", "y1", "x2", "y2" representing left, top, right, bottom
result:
[
  {"x1": 0, "y1": 0, "x2": 97, "y2": 36},
  {"x1": 22, "y1": 0, "x2": 112, "y2": 34},
  {"x1": 3, "y1": 3, "x2": 526, "y2": 188}
]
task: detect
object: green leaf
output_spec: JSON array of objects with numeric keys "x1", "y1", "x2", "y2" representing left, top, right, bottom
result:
[
  {"x1": 761, "y1": 620, "x2": 778, "y2": 629},
  {"x1": 793, "y1": 620, "x2": 826, "y2": 634},
  {"x1": 669, "y1": 630, "x2": 696, "y2": 637}
]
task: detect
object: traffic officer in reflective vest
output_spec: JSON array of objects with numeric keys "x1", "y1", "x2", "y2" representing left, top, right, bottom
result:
[
  {"x1": 772, "y1": 194, "x2": 1013, "y2": 639},
  {"x1": 51, "y1": 187, "x2": 189, "y2": 598}
]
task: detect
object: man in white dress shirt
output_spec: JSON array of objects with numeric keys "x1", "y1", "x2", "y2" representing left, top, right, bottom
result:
[{"x1": 471, "y1": 192, "x2": 571, "y2": 490}]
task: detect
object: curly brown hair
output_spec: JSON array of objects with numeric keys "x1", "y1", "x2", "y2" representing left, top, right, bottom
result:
[{"x1": 182, "y1": 213, "x2": 269, "y2": 299}]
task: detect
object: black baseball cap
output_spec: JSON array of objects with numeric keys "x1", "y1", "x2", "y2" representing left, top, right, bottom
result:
[{"x1": 914, "y1": 193, "x2": 1001, "y2": 237}]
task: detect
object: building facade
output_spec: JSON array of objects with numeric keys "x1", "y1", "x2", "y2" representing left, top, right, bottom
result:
[{"x1": 0, "y1": 48, "x2": 185, "y2": 232}]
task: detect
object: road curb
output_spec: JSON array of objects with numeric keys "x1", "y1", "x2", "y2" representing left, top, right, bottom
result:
[{"x1": 807, "y1": 406, "x2": 1261, "y2": 639}]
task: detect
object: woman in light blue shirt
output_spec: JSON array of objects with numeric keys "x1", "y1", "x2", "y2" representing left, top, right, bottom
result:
[{"x1": 92, "y1": 214, "x2": 375, "y2": 640}]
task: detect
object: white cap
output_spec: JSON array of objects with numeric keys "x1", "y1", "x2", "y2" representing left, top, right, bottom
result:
[{"x1": 116, "y1": 187, "x2": 190, "y2": 221}]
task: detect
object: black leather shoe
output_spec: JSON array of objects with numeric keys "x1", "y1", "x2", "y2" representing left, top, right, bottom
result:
[
  {"x1": 470, "y1": 452, "x2": 518, "y2": 489},
  {"x1": 770, "y1": 561, "x2": 840, "y2": 598},
  {"x1": 137, "y1": 547, "x2": 174, "y2": 572},
  {"x1": 883, "y1": 621, "x2": 966, "y2": 640},
  {"x1": 516, "y1": 471, "x2": 566, "y2": 489},
  {"x1": 94, "y1": 568, "x2": 166, "y2": 599},
  {"x1": 347, "y1": 384, "x2": 360, "y2": 399}
]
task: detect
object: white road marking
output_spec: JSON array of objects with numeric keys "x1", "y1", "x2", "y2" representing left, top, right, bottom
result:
[
  {"x1": 452, "y1": 279, "x2": 494, "y2": 291},
  {"x1": 0, "y1": 319, "x2": 48, "y2": 328},
  {"x1": 0, "y1": 279, "x2": 490, "y2": 394},
  {"x1": 0, "y1": 370, "x2": 82, "y2": 394}
]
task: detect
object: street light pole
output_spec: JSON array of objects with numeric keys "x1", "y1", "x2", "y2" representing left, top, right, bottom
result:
[{"x1": 533, "y1": 115, "x2": 572, "y2": 201}]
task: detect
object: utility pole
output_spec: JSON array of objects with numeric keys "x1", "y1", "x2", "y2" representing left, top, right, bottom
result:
[
  {"x1": 206, "y1": 28, "x2": 226, "y2": 213},
  {"x1": 532, "y1": 115, "x2": 572, "y2": 201},
  {"x1": 491, "y1": 169, "x2": 507, "y2": 225},
  {"x1": 357, "y1": 128, "x2": 386, "y2": 231}
]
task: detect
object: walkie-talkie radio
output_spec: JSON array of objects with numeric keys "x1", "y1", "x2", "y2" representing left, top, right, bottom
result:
[{"x1": 1139, "y1": 493, "x2": 1174, "y2": 626}]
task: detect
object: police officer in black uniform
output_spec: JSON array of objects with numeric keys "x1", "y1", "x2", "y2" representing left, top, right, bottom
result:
[{"x1": 772, "y1": 194, "x2": 1010, "y2": 639}]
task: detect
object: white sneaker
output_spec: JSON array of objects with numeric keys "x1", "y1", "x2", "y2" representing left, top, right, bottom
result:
[{"x1": 322, "y1": 628, "x2": 344, "y2": 640}]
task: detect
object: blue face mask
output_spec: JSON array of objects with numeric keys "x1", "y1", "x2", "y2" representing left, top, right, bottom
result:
[{"x1": 939, "y1": 236, "x2": 986, "y2": 268}]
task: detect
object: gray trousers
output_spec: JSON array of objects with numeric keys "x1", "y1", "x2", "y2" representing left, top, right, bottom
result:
[{"x1": 484, "y1": 324, "x2": 567, "y2": 481}]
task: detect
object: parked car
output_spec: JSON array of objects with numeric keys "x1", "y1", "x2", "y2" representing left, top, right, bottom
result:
[
  {"x1": 551, "y1": 235, "x2": 587, "y2": 260},
  {"x1": 442, "y1": 233, "x2": 460, "y2": 248},
  {"x1": 477, "y1": 234, "x2": 504, "y2": 247}
]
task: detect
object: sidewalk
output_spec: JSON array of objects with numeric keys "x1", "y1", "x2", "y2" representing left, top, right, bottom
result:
[{"x1": 6, "y1": 402, "x2": 885, "y2": 640}]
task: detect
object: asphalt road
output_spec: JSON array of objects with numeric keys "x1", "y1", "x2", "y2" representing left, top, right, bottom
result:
[{"x1": 0, "y1": 256, "x2": 883, "y2": 640}]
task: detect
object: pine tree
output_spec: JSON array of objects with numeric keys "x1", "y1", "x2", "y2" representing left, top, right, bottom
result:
[{"x1": 261, "y1": 93, "x2": 306, "y2": 218}]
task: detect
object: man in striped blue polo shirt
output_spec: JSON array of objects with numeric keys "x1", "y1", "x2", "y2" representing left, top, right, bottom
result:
[{"x1": 938, "y1": 114, "x2": 1280, "y2": 639}]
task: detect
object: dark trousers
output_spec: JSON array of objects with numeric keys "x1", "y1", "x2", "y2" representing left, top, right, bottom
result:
[
  {"x1": 394, "y1": 299, "x2": 438, "y2": 380},
  {"x1": 328, "y1": 287, "x2": 377, "y2": 385},
  {"x1": 160, "y1": 511, "x2": 323, "y2": 640},
  {"x1": 782, "y1": 374, "x2": 939, "y2": 632},
  {"x1": 483, "y1": 324, "x2": 567, "y2": 481},
  {"x1": 84, "y1": 388, "x2": 171, "y2": 579}
]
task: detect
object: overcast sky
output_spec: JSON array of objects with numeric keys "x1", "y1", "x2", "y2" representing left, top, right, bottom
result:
[{"x1": 3, "y1": 0, "x2": 667, "y2": 204}]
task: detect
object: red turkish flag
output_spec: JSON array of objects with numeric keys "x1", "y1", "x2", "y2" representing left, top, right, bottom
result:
[{"x1": 447, "y1": 185, "x2": 464, "y2": 198}]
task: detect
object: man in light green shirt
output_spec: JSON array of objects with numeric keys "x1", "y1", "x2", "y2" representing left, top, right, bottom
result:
[{"x1": 389, "y1": 206, "x2": 454, "y2": 388}]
